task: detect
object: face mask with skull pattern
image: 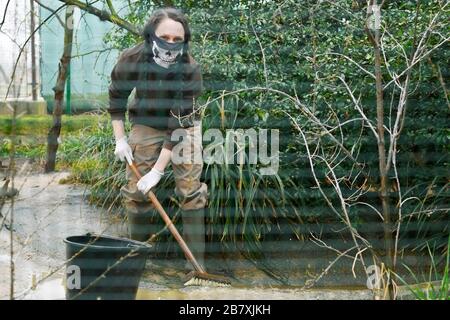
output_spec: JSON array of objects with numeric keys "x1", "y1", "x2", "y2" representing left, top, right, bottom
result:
[{"x1": 151, "y1": 33, "x2": 184, "y2": 69}]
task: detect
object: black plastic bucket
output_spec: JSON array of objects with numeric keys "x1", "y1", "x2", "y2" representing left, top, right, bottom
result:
[{"x1": 63, "y1": 233, "x2": 152, "y2": 300}]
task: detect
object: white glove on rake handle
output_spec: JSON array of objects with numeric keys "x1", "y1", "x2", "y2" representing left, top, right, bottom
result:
[
  {"x1": 136, "y1": 168, "x2": 164, "y2": 195},
  {"x1": 114, "y1": 136, "x2": 134, "y2": 165},
  {"x1": 128, "y1": 161, "x2": 231, "y2": 287}
]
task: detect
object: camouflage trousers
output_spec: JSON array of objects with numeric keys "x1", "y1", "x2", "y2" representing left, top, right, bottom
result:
[{"x1": 121, "y1": 122, "x2": 207, "y2": 269}]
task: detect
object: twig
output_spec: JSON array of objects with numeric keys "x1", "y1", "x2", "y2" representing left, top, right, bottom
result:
[
  {"x1": 34, "y1": 0, "x2": 65, "y2": 28},
  {"x1": 57, "y1": 0, "x2": 140, "y2": 36},
  {"x1": 0, "y1": 0, "x2": 11, "y2": 31}
]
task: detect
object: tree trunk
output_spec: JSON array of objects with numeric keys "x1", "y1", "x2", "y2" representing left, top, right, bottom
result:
[
  {"x1": 45, "y1": 6, "x2": 74, "y2": 173},
  {"x1": 366, "y1": 1, "x2": 394, "y2": 299}
]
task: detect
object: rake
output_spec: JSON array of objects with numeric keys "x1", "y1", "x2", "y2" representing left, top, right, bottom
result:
[{"x1": 129, "y1": 161, "x2": 231, "y2": 287}]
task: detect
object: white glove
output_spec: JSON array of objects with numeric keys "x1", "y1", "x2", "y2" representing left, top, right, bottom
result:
[
  {"x1": 114, "y1": 136, "x2": 134, "y2": 165},
  {"x1": 136, "y1": 168, "x2": 164, "y2": 195}
]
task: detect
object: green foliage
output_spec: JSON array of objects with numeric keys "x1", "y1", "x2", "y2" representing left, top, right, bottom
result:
[
  {"x1": 102, "y1": 1, "x2": 450, "y2": 251},
  {"x1": 395, "y1": 236, "x2": 450, "y2": 300},
  {"x1": 60, "y1": 0, "x2": 449, "y2": 276},
  {"x1": 0, "y1": 115, "x2": 99, "y2": 136},
  {"x1": 201, "y1": 94, "x2": 296, "y2": 243},
  {"x1": 0, "y1": 115, "x2": 100, "y2": 160},
  {"x1": 56, "y1": 114, "x2": 128, "y2": 209}
]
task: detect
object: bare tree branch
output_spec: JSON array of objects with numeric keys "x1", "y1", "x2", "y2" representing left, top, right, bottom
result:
[
  {"x1": 0, "y1": 0, "x2": 11, "y2": 31},
  {"x1": 34, "y1": 0, "x2": 65, "y2": 28},
  {"x1": 57, "y1": 0, "x2": 140, "y2": 36}
]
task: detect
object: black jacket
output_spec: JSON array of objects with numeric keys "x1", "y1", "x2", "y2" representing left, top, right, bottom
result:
[{"x1": 108, "y1": 42, "x2": 203, "y2": 150}]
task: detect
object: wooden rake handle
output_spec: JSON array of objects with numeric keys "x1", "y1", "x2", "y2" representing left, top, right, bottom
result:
[{"x1": 128, "y1": 161, "x2": 206, "y2": 274}]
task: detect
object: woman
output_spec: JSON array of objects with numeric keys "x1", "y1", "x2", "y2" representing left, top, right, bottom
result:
[{"x1": 107, "y1": 7, "x2": 207, "y2": 271}]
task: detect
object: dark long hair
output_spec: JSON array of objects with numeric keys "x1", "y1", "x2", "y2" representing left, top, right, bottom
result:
[{"x1": 142, "y1": 7, "x2": 191, "y2": 65}]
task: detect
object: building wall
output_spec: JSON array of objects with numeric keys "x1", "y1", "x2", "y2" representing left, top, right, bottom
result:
[{"x1": 0, "y1": 0, "x2": 41, "y2": 100}]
